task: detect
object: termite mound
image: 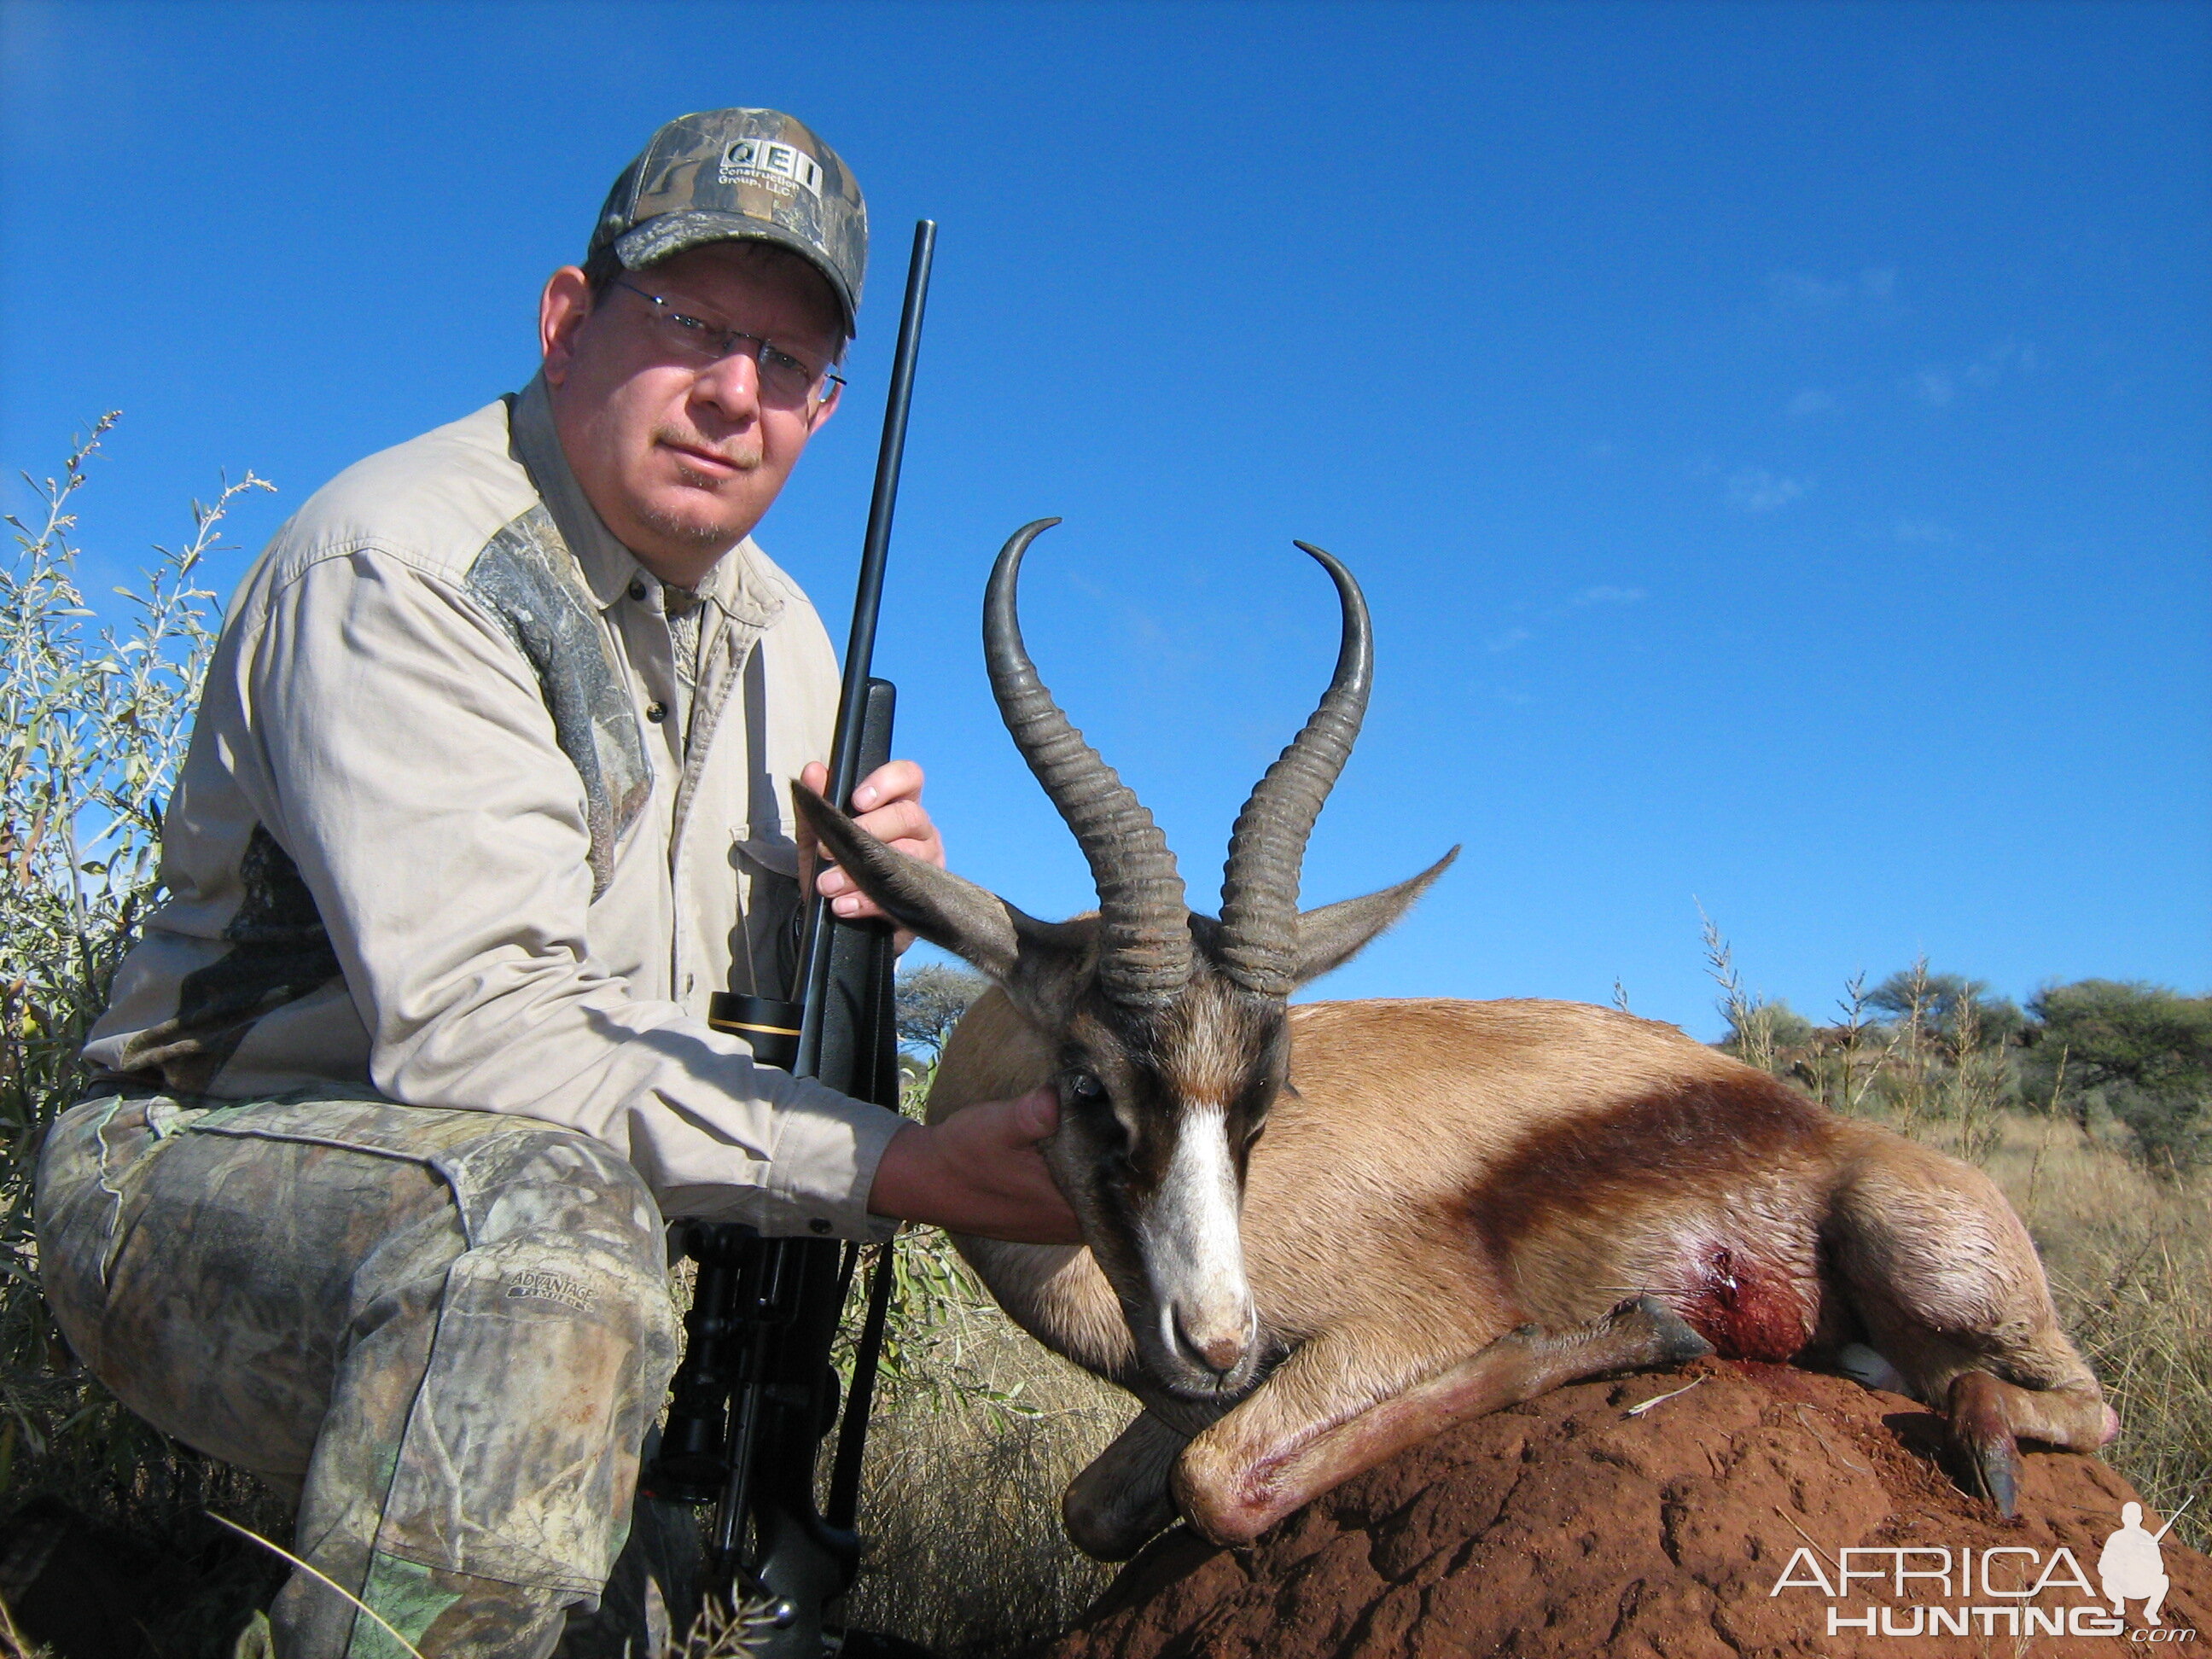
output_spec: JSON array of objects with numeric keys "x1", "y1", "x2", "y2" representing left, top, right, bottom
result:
[{"x1": 1031, "y1": 1360, "x2": 2209, "y2": 1659}]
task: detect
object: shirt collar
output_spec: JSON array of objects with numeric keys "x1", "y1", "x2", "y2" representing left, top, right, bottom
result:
[
  {"x1": 508, "y1": 371, "x2": 784, "y2": 628},
  {"x1": 509, "y1": 371, "x2": 637, "y2": 611}
]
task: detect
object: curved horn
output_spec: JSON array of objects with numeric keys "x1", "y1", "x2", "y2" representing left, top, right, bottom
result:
[
  {"x1": 985, "y1": 519, "x2": 1192, "y2": 1006},
  {"x1": 1217, "y1": 542, "x2": 1373, "y2": 998}
]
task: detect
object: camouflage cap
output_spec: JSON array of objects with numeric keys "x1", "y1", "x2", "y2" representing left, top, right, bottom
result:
[{"x1": 589, "y1": 109, "x2": 867, "y2": 338}]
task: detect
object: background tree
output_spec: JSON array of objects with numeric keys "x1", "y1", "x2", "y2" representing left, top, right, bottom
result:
[
  {"x1": 1866, "y1": 969, "x2": 2026, "y2": 1047},
  {"x1": 2026, "y1": 980, "x2": 2212, "y2": 1173},
  {"x1": 0, "y1": 423, "x2": 294, "y2": 1637},
  {"x1": 894, "y1": 962, "x2": 989, "y2": 1065}
]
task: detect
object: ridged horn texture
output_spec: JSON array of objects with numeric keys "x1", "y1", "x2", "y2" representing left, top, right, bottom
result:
[
  {"x1": 1217, "y1": 542, "x2": 1374, "y2": 998},
  {"x1": 985, "y1": 519, "x2": 1193, "y2": 1008}
]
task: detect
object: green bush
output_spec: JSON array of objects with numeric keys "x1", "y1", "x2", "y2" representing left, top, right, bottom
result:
[{"x1": 0, "y1": 421, "x2": 288, "y2": 1649}]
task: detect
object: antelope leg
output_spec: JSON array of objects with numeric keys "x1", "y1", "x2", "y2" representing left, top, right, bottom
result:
[
  {"x1": 1173, "y1": 1295, "x2": 1709, "y2": 1547},
  {"x1": 1063, "y1": 1409, "x2": 1191, "y2": 1560},
  {"x1": 1823, "y1": 1135, "x2": 2115, "y2": 1517}
]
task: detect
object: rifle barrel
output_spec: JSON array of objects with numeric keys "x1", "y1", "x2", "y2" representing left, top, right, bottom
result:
[
  {"x1": 669, "y1": 218, "x2": 937, "y2": 1644},
  {"x1": 796, "y1": 217, "x2": 937, "y2": 1081}
]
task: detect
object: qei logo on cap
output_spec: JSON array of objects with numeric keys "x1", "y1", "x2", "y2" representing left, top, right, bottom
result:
[{"x1": 719, "y1": 139, "x2": 824, "y2": 198}]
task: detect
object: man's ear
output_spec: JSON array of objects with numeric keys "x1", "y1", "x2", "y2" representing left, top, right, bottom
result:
[
  {"x1": 539, "y1": 266, "x2": 594, "y2": 387},
  {"x1": 1290, "y1": 848, "x2": 1458, "y2": 987},
  {"x1": 792, "y1": 783, "x2": 1092, "y2": 1018}
]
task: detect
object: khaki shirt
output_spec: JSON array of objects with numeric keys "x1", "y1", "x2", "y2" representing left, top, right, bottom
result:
[{"x1": 85, "y1": 375, "x2": 904, "y2": 1239}]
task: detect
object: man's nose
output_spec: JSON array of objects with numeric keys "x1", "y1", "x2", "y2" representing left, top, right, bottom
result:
[{"x1": 690, "y1": 348, "x2": 762, "y2": 419}]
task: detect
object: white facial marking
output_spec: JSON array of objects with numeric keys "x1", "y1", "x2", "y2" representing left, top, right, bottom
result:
[{"x1": 1138, "y1": 1103, "x2": 1255, "y2": 1376}]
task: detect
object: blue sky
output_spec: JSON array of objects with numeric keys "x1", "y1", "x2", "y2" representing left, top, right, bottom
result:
[{"x1": 4, "y1": 1, "x2": 2207, "y2": 1038}]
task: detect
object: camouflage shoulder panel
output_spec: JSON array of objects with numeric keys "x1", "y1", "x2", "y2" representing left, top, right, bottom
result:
[{"x1": 466, "y1": 505, "x2": 650, "y2": 897}]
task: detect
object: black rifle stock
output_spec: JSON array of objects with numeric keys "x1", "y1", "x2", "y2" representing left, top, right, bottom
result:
[{"x1": 648, "y1": 220, "x2": 937, "y2": 1656}]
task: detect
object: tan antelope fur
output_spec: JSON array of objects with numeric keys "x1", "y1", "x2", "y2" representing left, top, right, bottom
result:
[{"x1": 797, "y1": 521, "x2": 2113, "y2": 1560}]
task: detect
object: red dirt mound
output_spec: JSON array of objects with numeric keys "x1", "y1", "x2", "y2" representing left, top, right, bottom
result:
[{"x1": 1033, "y1": 1359, "x2": 2209, "y2": 1659}]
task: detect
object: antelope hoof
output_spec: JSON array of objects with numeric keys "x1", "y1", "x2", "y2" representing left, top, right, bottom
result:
[
  {"x1": 1946, "y1": 1371, "x2": 2023, "y2": 1518},
  {"x1": 1835, "y1": 1341, "x2": 1910, "y2": 1395},
  {"x1": 1610, "y1": 1295, "x2": 1714, "y2": 1370},
  {"x1": 1063, "y1": 1475, "x2": 1178, "y2": 1561},
  {"x1": 1063, "y1": 1421, "x2": 1185, "y2": 1560},
  {"x1": 1961, "y1": 1434, "x2": 2022, "y2": 1518}
]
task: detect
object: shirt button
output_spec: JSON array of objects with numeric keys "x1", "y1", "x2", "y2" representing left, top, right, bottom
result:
[
  {"x1": 808, "y1": 1218, "x2": 832, "y2": 1235},
  {"x1": 645, "y1": 701, "x2": 667, "y2": 723},
  {"x1": 627, "y1": 578, "x2": 649, "y2": 602}
]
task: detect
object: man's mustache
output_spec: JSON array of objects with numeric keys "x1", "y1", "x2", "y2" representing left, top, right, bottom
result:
[{"x1": 655, "y1": 427, "x2": 762, "y2": 474}]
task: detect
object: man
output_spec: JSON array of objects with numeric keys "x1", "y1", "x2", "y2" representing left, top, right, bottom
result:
[{"x1": 35, "y1": 109, "x2": 1078, "y2": 1657}]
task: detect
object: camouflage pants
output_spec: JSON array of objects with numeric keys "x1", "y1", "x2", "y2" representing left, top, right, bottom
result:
[{"x1": 36, "y1": 1091, "x2": 686, "y2": 1659}]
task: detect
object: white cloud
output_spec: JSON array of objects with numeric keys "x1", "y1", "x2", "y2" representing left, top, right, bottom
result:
[
  {"x1": 1892, "y1": 519, "x2": 1953, "y2": 545},
  {"x1": 1911, "y1": 367, "x2": 1956, "y2": 405},
  {"x1": 1968, "y1": 338, "x2": 2039, "y2": 387},
  {"x1": 1573, "y1": 585, "x2": 1647, "y2": 606},
  {"x1": 1785, "y1": 387, "x2": 1835, "y2": 419},
  {"x1": 1768, "y1": 270, "x2": 1853, "y2": 309},
  {"x1": 1768, "y1": 266, "x2": 1899, "y2": 311},
  {"x1": 1485, "y1": 626, "x2": 1532, "y2": 654},
  {"x1": 1726, "y1": 469, "x2": 1807, "y2": 513},
  {"x1": 1911, "y1": 341, "x2": 2038, "y2": 407}
]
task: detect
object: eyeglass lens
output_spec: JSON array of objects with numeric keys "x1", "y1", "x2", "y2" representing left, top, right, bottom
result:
[{"x1": 617, "y1": 282, "x2": 836, "y2": 410}]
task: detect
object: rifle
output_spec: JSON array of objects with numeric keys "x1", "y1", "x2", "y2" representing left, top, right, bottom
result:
[{"x1": 646, "y1": 219, "x2": 938, "y2": 1657}]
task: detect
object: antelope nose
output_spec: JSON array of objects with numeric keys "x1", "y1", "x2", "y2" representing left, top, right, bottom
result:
[{"x1": 1172, "y1": 1304, "x2": 1252, "y2": 1378}]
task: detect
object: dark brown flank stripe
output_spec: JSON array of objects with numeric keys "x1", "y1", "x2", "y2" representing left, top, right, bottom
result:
[
  {"x1": 1466, "y1": 1074, "x2": 1831, "y2": 1259},
  {"x1": 1464, "y1": 1076, "x2": 1838, "y2": 1357}
]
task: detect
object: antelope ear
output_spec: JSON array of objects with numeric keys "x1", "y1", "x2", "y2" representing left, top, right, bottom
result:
[
  {"x1": 1289, "y1": 847, "x2": 1458, "y2": 987},
  {"x1": 792, "y1": 783, "x2": 1092, "y2": 1012}
]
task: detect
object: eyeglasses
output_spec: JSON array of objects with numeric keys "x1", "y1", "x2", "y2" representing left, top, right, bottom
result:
[{"x1": 609, "y1": 279, "x2": 845, "y2": 413}]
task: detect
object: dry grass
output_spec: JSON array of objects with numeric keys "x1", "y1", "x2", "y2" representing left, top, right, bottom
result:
[
  {"x1": 1981, "y1": 1107, "x2": 2212, "y2": 1551},
  {"x1": 839, "y1": 1293, "x2": 1126, "y2": 1659}
]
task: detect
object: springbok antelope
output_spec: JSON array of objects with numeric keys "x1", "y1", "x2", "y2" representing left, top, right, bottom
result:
[{"x1": 796, "y1": 520, "x2": 2114, "y2": 1561}]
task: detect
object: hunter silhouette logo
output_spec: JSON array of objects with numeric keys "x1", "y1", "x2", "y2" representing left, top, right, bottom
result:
[
  {"x1": 2103, "y1": 1499, "x2": 2192, "y2": 1628},
  {"x1": 1764, "y1": 1495, "x2": 2198, "y2": 1641}
]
